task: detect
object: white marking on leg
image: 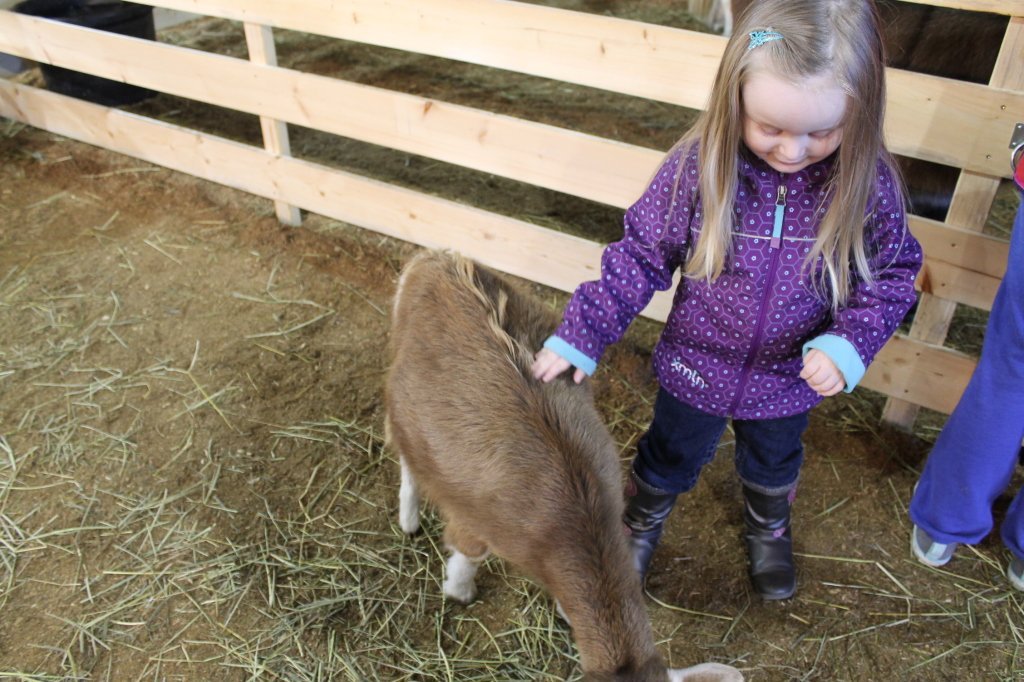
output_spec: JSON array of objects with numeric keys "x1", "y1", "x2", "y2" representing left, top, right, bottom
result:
[
  {"x1": 667, "y1": 662, "x2": 745, "y2": 681},
  {"x1": 443, "y1": 550, "x2": 480, "y2": 604},
  {"x1": 398, "y1": 456, "x2": 420, "y2": 534},
  {"x1": 555, "y1": 599, "x2": 570, "y2": 624}
]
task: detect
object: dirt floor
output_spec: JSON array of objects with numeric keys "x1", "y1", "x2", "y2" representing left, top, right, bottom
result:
[{"x1": 1, "y1": 2, "x2": 1023, "y2": 681}]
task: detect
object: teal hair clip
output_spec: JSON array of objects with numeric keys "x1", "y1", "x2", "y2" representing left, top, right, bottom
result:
[{"x1": 748, "y1": 30, "x2": 784, "y2": 51}]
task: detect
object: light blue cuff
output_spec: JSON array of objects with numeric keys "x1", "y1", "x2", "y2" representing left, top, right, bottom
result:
[
  {"x1": 543, "y1": 336, "x2": 597, "y2": 376},
  {"x1": 802, "y1": 334, "x2": 866, "y2": 393}
]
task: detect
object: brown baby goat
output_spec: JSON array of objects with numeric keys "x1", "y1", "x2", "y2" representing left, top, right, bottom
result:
[{"x1": 385, "y1": 250, "x2": 743, "y2": 682}]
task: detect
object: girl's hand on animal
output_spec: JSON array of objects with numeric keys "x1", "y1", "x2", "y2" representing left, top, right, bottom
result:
[
  {"x1": 532, "y1": 348, "x2": 586, "y2": 384},
  {"x1": 800, "y1": 349, "x2": 846, "y2": 397}
]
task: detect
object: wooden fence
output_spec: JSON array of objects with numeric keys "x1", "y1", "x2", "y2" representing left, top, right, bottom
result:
[{"x1": 0, "y1": 0, "x2": 1020, "y2": 428}]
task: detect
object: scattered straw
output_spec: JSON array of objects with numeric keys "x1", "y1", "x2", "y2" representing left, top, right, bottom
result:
[
  {"x1": 83, "y1": 168, "x2": 164, "y2": 179},
  {"x1": 876, "y1": 562, "x2": 913, "y2": 597},
  {"x1": 142, "y1": 237, "x2": 183, "y2": 266},
  {"x1": 645, "y1": 590, "x2": 735, "y2": 622}
]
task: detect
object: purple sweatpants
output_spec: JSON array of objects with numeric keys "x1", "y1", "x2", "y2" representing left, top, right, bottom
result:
[{"x1": 910, "y1": 198, "x2": 1024, "y2": 558}]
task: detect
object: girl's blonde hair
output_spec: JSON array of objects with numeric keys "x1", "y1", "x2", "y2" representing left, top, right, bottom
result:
[{"x1": 676, "y1": 0, "x2": 901, "y2": 311}]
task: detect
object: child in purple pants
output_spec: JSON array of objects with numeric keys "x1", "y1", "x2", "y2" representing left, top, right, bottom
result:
[{"x1": 910, "y1": 144, "x2": 1024, "y2": 588}]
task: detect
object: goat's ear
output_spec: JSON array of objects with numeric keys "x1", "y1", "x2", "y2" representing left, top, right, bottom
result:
[{"x1": 666, "y1": 662, "x2": 745, "y2": 681}]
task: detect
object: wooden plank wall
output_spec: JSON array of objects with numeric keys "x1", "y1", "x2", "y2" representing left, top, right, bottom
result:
[
  {"x1": 880, "y1": 12, "x2": 1024, "y2": 426},
  {"x1": 0, "y1": 0, "x2": 1019, "y2": 425}
]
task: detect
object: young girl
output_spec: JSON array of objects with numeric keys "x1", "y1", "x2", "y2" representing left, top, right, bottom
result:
[{"x1": 532, "y1": 0, "x2": 923, "y2": 600}]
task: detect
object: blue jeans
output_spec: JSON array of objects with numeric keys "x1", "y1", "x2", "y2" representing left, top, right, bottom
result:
[
  {"x1": 632, "y1": 387, "x2": 809, "y2": 495},
  {"x1": 910, "y1": 200, "x2": 1024, "y2": 559}
]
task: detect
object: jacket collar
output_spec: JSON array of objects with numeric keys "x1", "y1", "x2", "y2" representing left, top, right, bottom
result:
[{"x1": 738, "y1": 145, "x2": 836, "y2": 193}]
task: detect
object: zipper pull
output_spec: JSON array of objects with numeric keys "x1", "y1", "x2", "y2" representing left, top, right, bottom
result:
[{"x1": 771, "y1": 185, "x2": 786, "y2": 249}]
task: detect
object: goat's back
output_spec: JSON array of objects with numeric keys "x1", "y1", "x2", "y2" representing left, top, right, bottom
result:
[{"x1": 386, "y1": 250, "x2": 625, "y2": 579}]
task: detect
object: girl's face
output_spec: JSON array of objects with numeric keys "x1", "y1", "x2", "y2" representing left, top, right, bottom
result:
[{"x1": 741, "y1": 68, "x2": 847, "y2": 174}]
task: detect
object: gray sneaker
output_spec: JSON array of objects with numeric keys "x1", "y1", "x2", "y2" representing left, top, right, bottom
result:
[
  {"x1": 911, "y1": 525, "x2": 957, "y2": 567},
  {"x1": 1008, "y1": 556, "x2": 1024, "y2": 591}
]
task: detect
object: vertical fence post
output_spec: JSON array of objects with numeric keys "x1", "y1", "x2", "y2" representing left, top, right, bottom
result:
[
  {"x1": 881, "y1": 16, "x2": 1024, "y2": 429},
  {"x1": 243, "y1": 22, "x2": 302, "y2": 227}
]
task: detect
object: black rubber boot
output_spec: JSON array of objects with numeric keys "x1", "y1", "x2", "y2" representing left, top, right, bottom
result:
[
  {"x1": 622, "y1": 470, "x2": 678, "y2": 583},
  {"x1": 742, "y1": 484, "x2": 796, "y2": 600}
]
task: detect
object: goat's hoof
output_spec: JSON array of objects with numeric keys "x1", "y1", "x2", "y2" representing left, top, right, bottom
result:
[
  {"x1": 398, "y1": 513, "x2": 420, "y2": 535},
  {"x1": 443, "y1": 579, "x2": 477, "y2": 604}
]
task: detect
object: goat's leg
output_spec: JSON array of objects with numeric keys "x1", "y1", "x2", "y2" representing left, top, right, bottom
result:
[
  {"x1": 398, "y1": 456, "x2": 421, "y2": 534},
  {"x1": 443, "y1": 550, "x2": 483, "y2": 603},
  {"x1": 442, "y1": 523, "x2": 489, "y2": 604}
]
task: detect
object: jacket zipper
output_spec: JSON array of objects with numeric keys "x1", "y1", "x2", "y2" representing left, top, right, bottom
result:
[
  {"x1": 728, "y1": 184, "x2": 787, "y2": 415},
  {"x1": 770, "y1": 184, "x2": 786, "y2": 248}
]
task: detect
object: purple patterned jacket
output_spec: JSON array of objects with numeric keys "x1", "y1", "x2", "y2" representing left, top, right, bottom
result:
[{"x1": 546, "y1": 145, "x2": 923, "y2": 419}]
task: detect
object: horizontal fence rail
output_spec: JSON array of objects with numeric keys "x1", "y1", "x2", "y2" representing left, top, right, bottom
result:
[
  {"x1": 0, "y1": 13, "x2": 1010, "y2": 303},
  {"x1": 0, "y1": 0, "x2": 1019, "y2": 425},
  {"x1": 41, "y1": 0, "x2": 1024, "y2": 177}
]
